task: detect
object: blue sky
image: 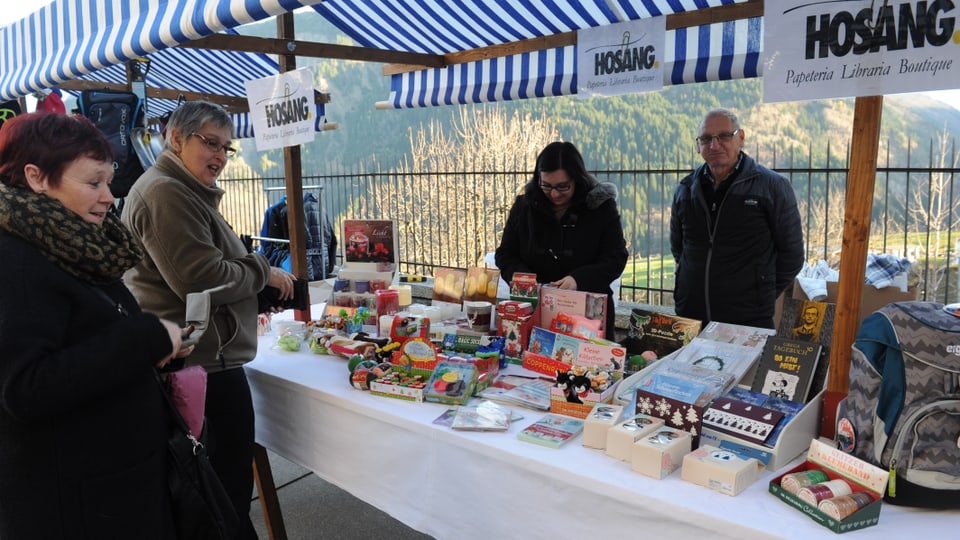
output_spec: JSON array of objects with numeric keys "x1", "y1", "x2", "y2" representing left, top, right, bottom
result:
[{"x1": 3, "y1": 1, "x2": 960, "y2": 111}]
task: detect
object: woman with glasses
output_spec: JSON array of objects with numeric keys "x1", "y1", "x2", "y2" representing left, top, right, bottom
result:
[
  {"x1": 670, "y1": 108, "x2": 803, "y2": 329},
  {"x1": 121, "y1": 100, "x2": 294, "y2": 539},
  {"x1": 496, "y1": 141, "x2": 628, "y2": 340}
]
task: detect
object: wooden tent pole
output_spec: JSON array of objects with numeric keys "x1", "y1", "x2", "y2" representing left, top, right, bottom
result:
[
  {"x1": 277, "y1": 12, "x2": 310, "y2": 323},
  {"x1": 821, "y1": 95, "x2": 884, "y2": 438}
]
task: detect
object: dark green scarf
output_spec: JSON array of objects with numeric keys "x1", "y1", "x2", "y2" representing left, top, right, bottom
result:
[{"x1": 0, "y1": 182, "x2": 143, "y2": 285}]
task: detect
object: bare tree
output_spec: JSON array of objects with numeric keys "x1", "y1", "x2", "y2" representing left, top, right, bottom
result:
[
  {"x1": 798, "y1": 185, "x2": 846, "y2": 264},
  {"x1": 906, "y1": 126, "x2": 960, "y2": 299},
  {"x1": 358, "y1": 106, "x2": 557, "y2": 271}
]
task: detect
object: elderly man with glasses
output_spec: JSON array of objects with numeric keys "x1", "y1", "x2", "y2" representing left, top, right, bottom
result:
[
  {"x1": 670, "y1": 108, "x2": 804, "y2": 329},
  {"x1": 496, "y1": 141, "x2": 628, "y2": 340}
]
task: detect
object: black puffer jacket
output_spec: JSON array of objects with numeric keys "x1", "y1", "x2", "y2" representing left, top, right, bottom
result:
[
  {"x1": 670, "y1": 152, "x2": 804, "y2": 328},
  {"x1": 496, "y1": 177, "x2": 628, "y2": 336}
]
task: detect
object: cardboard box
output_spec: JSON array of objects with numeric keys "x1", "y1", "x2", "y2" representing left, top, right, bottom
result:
[
  {"x1": 792, "y1": 280, "x2": 918, "y2": 325},
  {"x1": 497, "y1": 301, "x2": 535, "y2": 364},
  {"x1": 369, "y1": 371, "x2": 427, "y2": 402},
  {"x1": 700, "y1": 390, "x2": 824, "y2": 470},
  {"x1": 549, "y1": 379, "x2": 620, "y2": 420},
  {"x1": 681, "y1": 445, "x2": 763, "y2": 496},
  {"x1": 582, "y1": 403, "x2": 624, "y2": 450},
  {"x1": 631, "y1": 426, "x2": 692, "y2": 479},
  {"x1": 769, "y1": 439, "x2": 888, "y2": 533},
  {"x1": 605, "y1": 414, "x2": 664, "y2": 461}
]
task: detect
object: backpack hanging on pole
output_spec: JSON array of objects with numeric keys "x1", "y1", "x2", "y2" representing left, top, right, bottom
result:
[
  {"x1": 78, "y1": 89, "x2": 146, "y2": 198},
  {"x1": 836, "y1": 301, "x2": 960, "y2": 508}
]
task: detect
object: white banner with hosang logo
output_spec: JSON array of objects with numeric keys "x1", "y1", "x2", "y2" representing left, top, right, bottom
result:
[
  {"x1": 244, "y1": 67, "x2": 315, "y2": 151},
  {"x1": 763, "y1": 0, "x2": 960, "y2": 103},
  {"x1": 577, "y1": 18, "x2": 665, "y2": 99}
]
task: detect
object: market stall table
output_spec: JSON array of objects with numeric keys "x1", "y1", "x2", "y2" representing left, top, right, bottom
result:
[{"x1": 245, "y1": 334, "x2": 957, "y2": 540}]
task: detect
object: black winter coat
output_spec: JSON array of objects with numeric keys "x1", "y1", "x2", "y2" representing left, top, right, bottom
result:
[
  {"x1": 0, "y1": 236, "x2": 176, "y2": 539},
  {"x1": 496, "y1": 178, "x2": 628, "y2": 337},
  {"x1": 670, "y1": 152, "x2": 804, "y2": 328}
]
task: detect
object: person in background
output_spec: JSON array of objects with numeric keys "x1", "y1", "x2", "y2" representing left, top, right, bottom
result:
[
  {"x1": 670, "y1": 108, "x2": 804, "y2": 329},
  {"x1": 122, "y1": 101, "x2": 294, "y2": 540},
  {"x1": 0, "y1": 112, "x2": 190, "y2": 539},
  {"x1": 496, "y1": 141, "x2": 628, "y2": 340}
]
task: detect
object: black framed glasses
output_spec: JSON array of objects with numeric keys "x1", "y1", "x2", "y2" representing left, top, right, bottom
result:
[
  {"x1": 696, "y1": 129, "x2": 741, "y2": 147},
  {"x1": 540, "y1": 181, "x2": 573, "y2": 193},
  {"x1": 191, "y1": 132, "x2": 237, "y2": 157}
]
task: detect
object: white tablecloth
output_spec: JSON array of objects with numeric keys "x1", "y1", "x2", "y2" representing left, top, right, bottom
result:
[{"x1": 245, "y1": 336, "x2": 956, "y2": 540}]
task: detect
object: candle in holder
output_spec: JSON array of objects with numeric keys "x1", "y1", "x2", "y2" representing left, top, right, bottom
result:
[
  {"x1": 375, "y1": 289, "x2": 400, "y2": 316},
  {"x1": 389, "y1": 284, "x2": 412, "y2": 307}
]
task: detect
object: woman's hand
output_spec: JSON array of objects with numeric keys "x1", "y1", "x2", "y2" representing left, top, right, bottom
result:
[
  {"x1": 548, "y1": 275, "x2": 578, "y2": 290},
  {"x1": 158, "y1": 319, "x2": 185, "y2": 368},
  {"x1": 268, "y1": 267, "x2": 296, "y2": 300}
]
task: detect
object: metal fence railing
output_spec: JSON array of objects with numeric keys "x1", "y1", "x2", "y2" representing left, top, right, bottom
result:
[{"x1": 219, "y1": 138, "x2": 960, "y2": 306}]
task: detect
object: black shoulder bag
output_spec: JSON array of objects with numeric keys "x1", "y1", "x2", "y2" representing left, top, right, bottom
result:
[
  {"x1": 87, "y1": 282, "x2": 239, "y2": 539},
  {"x1": 157, "y1": 371, "x2": 241, "y2": 540}
]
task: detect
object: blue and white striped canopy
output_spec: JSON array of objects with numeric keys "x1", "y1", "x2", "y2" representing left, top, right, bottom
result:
[
  {"x1": 1, "y1": 0, "x2": 759, "y2": 112},
  {"x1": 311, "y1": 0, "x2": 760, "y2": 108},
  {"x1": 0, "y1": 0, "x2": 324, "y2": 103}
]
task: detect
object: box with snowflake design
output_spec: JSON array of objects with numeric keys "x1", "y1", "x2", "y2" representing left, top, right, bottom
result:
[{"x1": 634, "y1": 388, "x2": 706, "y2": 448}]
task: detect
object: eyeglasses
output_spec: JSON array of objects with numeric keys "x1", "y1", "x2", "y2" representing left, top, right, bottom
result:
[
  {"x1": 190, "y1": 133, "x2": 237, "y2": 157},
  {"x1": 540, "y1": 181, "x2": 573, "y2": 193},
  {"x1": 696, "y1": 129, "x2": 741, "y2": 147}
]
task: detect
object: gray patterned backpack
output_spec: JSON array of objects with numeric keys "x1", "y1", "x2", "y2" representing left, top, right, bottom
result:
[{"x1": 836, "y1": 301, "x2": 960, "y2": 508}]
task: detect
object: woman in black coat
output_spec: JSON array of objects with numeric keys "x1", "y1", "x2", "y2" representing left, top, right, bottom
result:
[
  {"x1": 496, "y1": 141, "x2": 628, "y2": 340},
  {"x1": 0, "y1": 113, "x2": 190, "y2": 539}
]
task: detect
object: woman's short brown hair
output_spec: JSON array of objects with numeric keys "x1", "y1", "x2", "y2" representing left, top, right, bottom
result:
[{"x1": 0, "y1": 112, "x2": 113, "y2": 188}]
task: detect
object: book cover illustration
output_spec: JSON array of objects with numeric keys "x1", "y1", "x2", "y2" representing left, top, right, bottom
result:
[
  {"x1": 669, "y1": 337, "x2": 762, "y2": 388},
  {"x1": 776, "y1": 298, "x2": 835, "y2": 397},
  {"x1": 451, "y1": 400, "x2": 513, "y2": 431},
  {"x1": 702, "y1": 396, "x2": 785, "y2": 445},
  {"x1": 538, "y1": 286, "x2": 607, "y2": 335},
  {"x1": 750, "y1": 336, "x2": 822, "y2": 403},
  {"x1": 698, "y1": 321, "x2": 775, "y2": 348},
  {"x1": 526, "y1": 327, "x2": 585, "y2": 364},
  {"x1": 342, "y1": 219, "x2": 397, "y2": 272},
  {"x1": 625, "y1": 309, "x2": 702, "y2": 358},
  {"x1": 477, "y1": 375, "x2": 552, "y2": 411},
  {"x1": 516, "y1": 413, "x2": 585, "y2": 448}
]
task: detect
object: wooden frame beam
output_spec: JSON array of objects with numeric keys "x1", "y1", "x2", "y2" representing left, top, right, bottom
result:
[
  {"x1": 180, "y1": 34, "x2": 446, "y2": 67},
  {"x1": 55, "y1": 79, "x2": 329, "y2": 114}
]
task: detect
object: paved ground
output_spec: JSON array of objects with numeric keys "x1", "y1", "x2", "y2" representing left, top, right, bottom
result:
[{"x1": 250, "y1": 450, "x2": 434, "y2": 540}]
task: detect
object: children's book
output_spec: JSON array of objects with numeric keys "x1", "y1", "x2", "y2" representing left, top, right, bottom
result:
[
  {"x1": 516, "y1": 413, "x2": 584, "y2": 448},
  {"x1": 477, "y1": 375, "x2": 553, "y2": 411},
  {"x1": 750, "y1": 336, "x2": 822, "y2": 403},
  {"x1": 538, "y1": 286, "x2": 607, "y2": 336},
  {"x1": 776, "y1": 298, "x2": 835, "y2": 397},
  {"x1": 451, "y1": 400, "x2": 513, "y2": 431}
]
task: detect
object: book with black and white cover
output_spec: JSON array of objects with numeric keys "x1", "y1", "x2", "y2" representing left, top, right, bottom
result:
[
  {"x1": 750, "y1": 336, "x2": 822, "y2": 403},
  {"x1": 776, "y1": 298, "x2": 835, "y2": 397}
]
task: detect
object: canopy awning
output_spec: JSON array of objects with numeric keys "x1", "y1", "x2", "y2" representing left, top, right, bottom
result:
[
  {"x1": 307, "y1": 0, "x2": 759, "y2": 108},
  {"x1": 0, "y1": 0, "x2": 324, "y2": 103},
  {"x1": 382, "y1": 17, "x2": 761, "y2": 109}
]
